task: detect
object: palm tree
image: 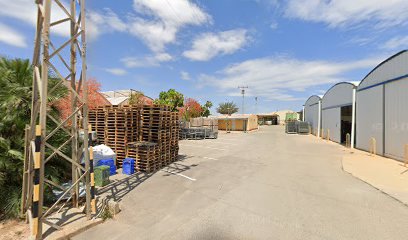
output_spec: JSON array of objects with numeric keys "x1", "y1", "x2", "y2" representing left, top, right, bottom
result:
[
  {"x1": 216, "y1": 102, "x2": 239, "y2": 115},
  {"x1": 0, "y1": 57, "x2": 68, "y2": 219},
  {"x1": 0, "y1": 58, "x2": 33, "y2": 218}
]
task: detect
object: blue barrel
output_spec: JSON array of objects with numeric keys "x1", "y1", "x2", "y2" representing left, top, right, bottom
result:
[
  {"x1": 96, "y1": 159, "x2": 116, "y2": 176},
  {"x1": 122, "y1": 158, "x2": 135, "y2": 175}
]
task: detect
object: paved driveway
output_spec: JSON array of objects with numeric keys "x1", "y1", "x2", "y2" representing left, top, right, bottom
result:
[{"x1": 74, "y1": 126, "x2": 408, "y2": 240}]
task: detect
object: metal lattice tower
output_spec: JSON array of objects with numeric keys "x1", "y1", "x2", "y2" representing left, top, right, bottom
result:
[
  {"x1": 21, "y1": 0, "x2": 94, "y2": 239},
  {"x1": 238, "y1": 86, "x2": 248, "y2": 114}
]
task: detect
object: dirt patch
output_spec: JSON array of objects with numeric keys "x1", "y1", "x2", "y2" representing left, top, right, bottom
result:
[{"x1": 0, "y1": 220, "x2": 30, "y2": 240}]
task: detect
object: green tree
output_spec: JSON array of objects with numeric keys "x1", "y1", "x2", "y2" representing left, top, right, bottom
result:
[
  {"x1": 216, "y1": 102, "x2": 238, "y2": 115},
  {"x1": 154, "y1": 89, "x2": 184, "y2": 112},
  {"x1": 201, "y1": 101, "x2": 213, "y2": 117},
  {"x1": 0, "y1": 57, "x2": 68, "y2": 219},
  {"x1": 128, "y1": 91, "x2": 145, "y2": 105}
]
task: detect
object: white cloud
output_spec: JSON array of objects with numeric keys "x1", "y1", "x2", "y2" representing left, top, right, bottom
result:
[
  {"x1": 105, "y1": 68, "x2": 127, "y2": 76},
  {"x1": 382, "y1": 36, "x2": 408, "y2": 50},
  {"x1": 284, "y1": 0, "x2": 408, "y2": 29},
  {"x1": 152, "y1": 52, "x2": 173, "y2": 62},
  {"x1": 199, "y1": 55, "x2": 382, "y2": 101},
  {"x1": 121, "y1": 53, "x2": 173, "y2": 68},
  {"x1": 0, "y1": 0, "x2": 126, "y2": 41},
  {"x1": 348, "y1": 37, "x2": 375, "y2": 46},
  {"x1": 130, "y1": 0, "x2": 211, "y2": 53},
  {"x1": 0, "y1": 23, "x2": 27, "y2": 47},
  {"x1": 180, "y1": 71, "x2": 190, "y2": 80},
  {"x1": 0, "y1": 0, "x2": 72, "y2": 37},
  {"x1": 270, "y1": 21, "x2": 278, "y2": 30},
  {"x1": 0, "y1": 0, "x2": 36, "y2": 27},
  {"x1": 87, "y1": 8, "x2": 127, "y2": 41},
  {"x1": 183, "y1": 29, "x2": 250, "y2": 61}
]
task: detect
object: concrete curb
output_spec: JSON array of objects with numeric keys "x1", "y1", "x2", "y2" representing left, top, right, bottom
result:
[
  {"x1": 343, "y1": 167, "x2": 408, "y2": 208},
  {"x1": 341, "y1": 152, "x2": 408, "y2": 207},
  {"x1": 48, "y1": 218, "x2": 104, "y2": 240}
]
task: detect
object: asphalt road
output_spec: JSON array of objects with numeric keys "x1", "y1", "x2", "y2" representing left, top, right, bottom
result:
[{"x1": 74, "y1": 126, "x2": 408, "y2": 240}]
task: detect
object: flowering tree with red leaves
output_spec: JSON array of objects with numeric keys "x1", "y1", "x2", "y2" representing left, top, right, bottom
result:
[
  {"x1": 54, "y1": 78, "x2": 110, "y2": 121},
  {"x1": 179, "y1": 98, "x2": 203, "y2": 121}
]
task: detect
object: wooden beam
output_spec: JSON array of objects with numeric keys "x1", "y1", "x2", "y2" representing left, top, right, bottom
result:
[
  {"x1": 48, "y1": 31, "x2": 82, "y2": 60},
  {"x1": 45, "y1": 136, "x2": 73, "y2": 164},
  {"x1": 49, "y1": 41, "x2": 71, "y2": 72},
  {"x1": 45, "y1": 142, "x2": 86, "y2": 172},
  {"x1": 50, "y1": 17, "x2": 70, "y2": 27},
  {"x1": 42, "y1": 170, "x2": 87, "y2": 218},
  {"x1": 45, "y1": 104, "x2": 83, "y2": 141}
]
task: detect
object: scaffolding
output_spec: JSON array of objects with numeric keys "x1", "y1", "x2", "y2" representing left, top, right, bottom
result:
[{"x1": 21, "y1": 0, "x2": 95, "y2": 239}]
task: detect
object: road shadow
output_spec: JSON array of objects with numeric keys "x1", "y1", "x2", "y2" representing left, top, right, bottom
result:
[{"x1": 42, "y1": 153, "x2": 197, "y2": 238}]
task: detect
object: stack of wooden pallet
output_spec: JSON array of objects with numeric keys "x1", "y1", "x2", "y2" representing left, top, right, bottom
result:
[
  {"x1": 105, "y1": 107, "x2": 139, "y2": 166},
  {"x1": 89, "y1": 104, "x2": 179, "y2": 172},
  {"x1": 126, "y1": 141, "x2": 159, "y2": 172},
  {"x1": 139, "y1": 105, "x2": 170, "y2": 168},
  {"x1": 169, "y1": 112, "x2": 179, "y2": 163},
  {"x1": 89, "y1": 106, "x2": 107, "y2": 144}
]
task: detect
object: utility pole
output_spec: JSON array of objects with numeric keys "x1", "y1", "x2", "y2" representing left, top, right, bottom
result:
[
  {"x1": 238, "y1": 86, "x2": 248, "y2": 114},
  {"x1": 255, "y1": 97, "x2": 258, "y2": 114},
  {"x1": 21, "y1": 1, "x2": 94, "y2": 239}
]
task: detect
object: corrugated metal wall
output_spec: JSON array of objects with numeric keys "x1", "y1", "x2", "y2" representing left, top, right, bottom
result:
[
  {"x1": 358, "y1": 51, "x2": 408, "y2": 90},
  {"x1": 356, "y1": 51, "x2": 408, "y2": 160},
  {"x1": 304, "y1": 96, "x2": 321, "y2": 135},
  {"x1": 321, "y1": 83, "x2": 354, "y2": 143},
  {"x1": 385, "y1": 78, "x2": 408, "y2": 160},
  {"x1": 322, "y1": 108, "x2": 340, "y2": 142},
  {"x1": 356, "y1": 86, "x2": 383, "y2": 154}
]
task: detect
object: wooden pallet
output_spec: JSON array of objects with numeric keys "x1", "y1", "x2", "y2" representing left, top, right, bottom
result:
[{"x1": 89, "y1": 105, "x2": 179, "y2": 170}]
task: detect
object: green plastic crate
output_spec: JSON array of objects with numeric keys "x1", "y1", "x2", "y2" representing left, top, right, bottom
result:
[{"x1": 94, "y1": 165, "x2": 110, "y2": 187}]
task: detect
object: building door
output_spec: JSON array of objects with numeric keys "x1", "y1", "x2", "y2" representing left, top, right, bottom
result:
[{"x1": 340, "y1": 105, "x2": 352, "y2": 143}]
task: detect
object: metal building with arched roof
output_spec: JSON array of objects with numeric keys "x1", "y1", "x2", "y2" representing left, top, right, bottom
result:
[
  {"x1": 304, "y1": 95, "x2": 322, "y2": 136},
  {"x1": 321, "y1": 82, "x2": 358, "y2": 145},
  {"x1": 356, "y1": 50, "x2": 408, "y2": 160}
]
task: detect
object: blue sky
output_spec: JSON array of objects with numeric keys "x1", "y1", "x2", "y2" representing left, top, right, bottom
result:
[{"x1": 1, "y1": 0, "x2": 408, "y2": 114}]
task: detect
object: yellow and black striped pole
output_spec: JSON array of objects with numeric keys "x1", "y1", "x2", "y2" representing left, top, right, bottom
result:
[
  {"x1": 88, "y1": 124, "x2": 96, "y2": 214},
  {"x1": 32, "y1": 125, "x2": 41, "y2": 238}
]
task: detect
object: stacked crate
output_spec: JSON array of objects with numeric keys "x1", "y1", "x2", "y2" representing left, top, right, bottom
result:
[
  {"x1": 159, "y1": 108, "x2": 171, "y2": 167},
  {"x1": 89, "y1": 104, "x2": 179, "y2": 172},
  {"x1": 89, "y1": 106, "x2": 107, "y2": 144},
  {"x1": 105, "y1": 107, "x2": 139, "y2": 166},
  {"x1": 126, "y1": 142, "x2": 159, "y2": 172},
  {"x1": 170, "y1": 112, "x2": 180, "y2": 162},
  {"x1": 105, "y1": 108, "x2": 126, "y2": 166},
  {"x1": 140, "y1": 105, "x2": 169, "y2": 168}
]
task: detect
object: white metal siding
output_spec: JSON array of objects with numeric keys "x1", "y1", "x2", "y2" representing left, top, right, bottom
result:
[
  {"x1": 322, "y1": 108, "x2": 340, "y2": 142},
  {"x1": 356, "y1": 86, "x2": 383, "y2": 154},
  {"x1": 304, "y1": 96, "x2": 321, "y2": 135},
  {"x1": 359, "y1": 51, "x2": 408, "y2": 90},
  {"x1": 322, "y1": 83, "x2": 354, "y2": 109},
  {"x1": 321, "y1": 83, "x2": 354, "y2": 143},
  {"x1": 385, "y1": 78, "x2": 408, "y2": 160},
  {"x1": 308, "y1": 104, "x2": 319, "y2": 135}
]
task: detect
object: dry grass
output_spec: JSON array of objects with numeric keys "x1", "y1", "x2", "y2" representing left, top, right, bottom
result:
[{"x1": 0, "y1": 220, "x2": 29, "y2": 240}]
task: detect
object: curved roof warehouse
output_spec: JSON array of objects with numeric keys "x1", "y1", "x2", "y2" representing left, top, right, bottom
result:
[
  {"x1": 304, "y1": 95, "x2": 322, "y2": 136},
  {"x1": 302, "y1": 50, "x2": 408, "y2": 162},
  {"x1": 356, "y1": 50, "x2": 408, "y2": 160},
  {"x1": 321, "y1": 82, "x2": 357, "y2": 144}
]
